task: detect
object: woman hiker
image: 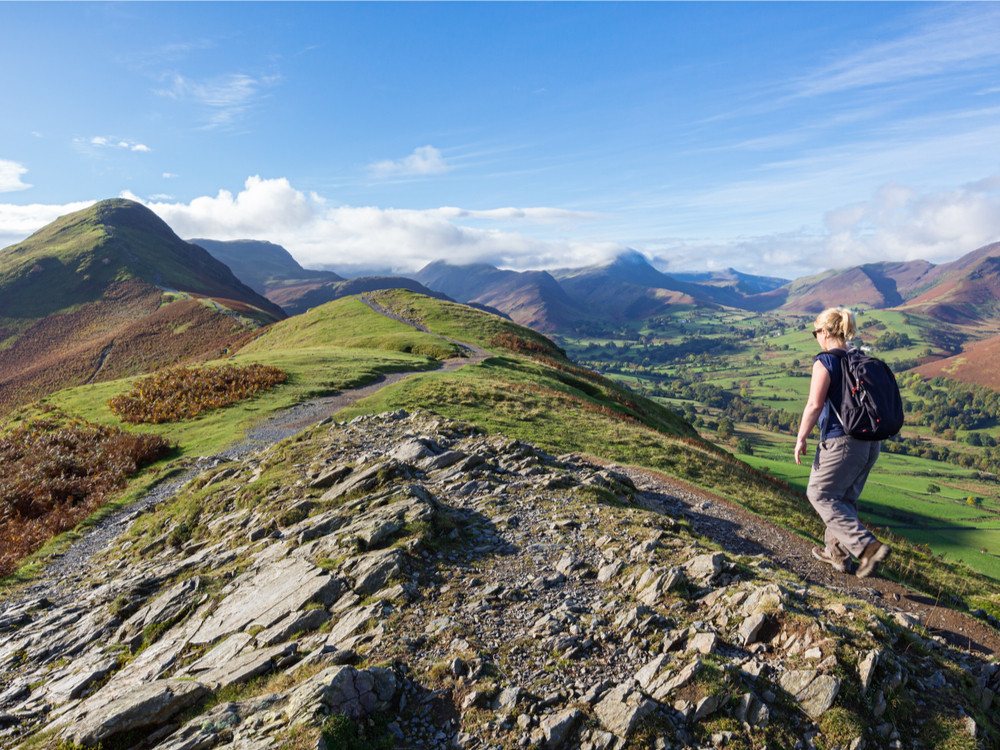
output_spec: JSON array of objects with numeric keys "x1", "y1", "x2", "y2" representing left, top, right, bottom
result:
[{"x1": 794, "y1": 306, "x2": 891, "y2": 578}]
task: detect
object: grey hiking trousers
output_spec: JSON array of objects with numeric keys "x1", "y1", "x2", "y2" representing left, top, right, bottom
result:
[{"x1": 806, "y1": 435, "x2": 880, "y2": 562}]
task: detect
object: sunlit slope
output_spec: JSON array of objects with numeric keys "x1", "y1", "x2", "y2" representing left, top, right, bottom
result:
[
  {"x1": 0, "y1": 199, "x2": 286, "y2": 413},
  {"x1": 0, "y1": 199, "x2": 283, "y2": 322}
]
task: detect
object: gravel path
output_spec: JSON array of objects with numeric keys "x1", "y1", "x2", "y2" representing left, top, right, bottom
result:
[{"x1": 600, "y1": 461, "x2": 1000, "y2": 656}]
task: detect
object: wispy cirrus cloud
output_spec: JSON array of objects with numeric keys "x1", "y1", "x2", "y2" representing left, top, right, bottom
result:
[
  {"x1": 369, "y1": 145, "x2": 449, "y2": 178},
  {"x1": 0, "y1": 160, "x2": 31, "y2": 193},
  {"x1": 155, "y1": 72, "x2": 279, "y2": 128},
  {"x1": 795, "y1": 5, "x2": 1000, "y2": 98}
]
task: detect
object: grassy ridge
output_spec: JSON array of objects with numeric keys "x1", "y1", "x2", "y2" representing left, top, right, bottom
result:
[{"x1": 7, "y1": 291, "x2": 999, "y2": 621}]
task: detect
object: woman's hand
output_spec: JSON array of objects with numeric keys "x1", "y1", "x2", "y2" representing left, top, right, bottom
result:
[{"x1": 794, "y1": 435, "x2": 807, "y2": 465}]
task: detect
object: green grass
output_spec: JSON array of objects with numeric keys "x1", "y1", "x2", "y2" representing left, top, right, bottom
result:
[
  {"x1": 734, "y1": 428, "x2": 1000, "y2": 582},
  {"x1": 238, "y1": 295, "x2": 460, "y2": 359}
]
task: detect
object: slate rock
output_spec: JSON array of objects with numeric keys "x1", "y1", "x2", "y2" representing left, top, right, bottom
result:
[
  {"x1": 778, "y1": 669, "x2": 841, "y2": 719},
  {"x1": 593, "y1": 683, "x2": 656, "y2": 737},
  {"x1": 57, "y1": 678, "x2": 209, "y2": 747}
]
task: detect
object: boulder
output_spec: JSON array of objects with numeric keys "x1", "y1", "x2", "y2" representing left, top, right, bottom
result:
[
  {"x1": 594, "y1": 683, "x2": 656, "y2": 737},
  {"x1": 58, "y1": 678, "x2": 209, "y2": 747}
]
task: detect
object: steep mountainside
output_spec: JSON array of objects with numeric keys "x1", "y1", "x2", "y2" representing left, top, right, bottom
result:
[
  {"x1": 0, "y1": 200, "x2": 284, "y2": 413},
  {"x1": 912, "y1": 332, "x2": 1000, "y2": 390},
  {"x1": 191, "y1": 238, "x2": 343, "y2": 296},
  {"x1": 414, "y1": 261, "x2": 583, "y2": 332},
  {"x1": 778, "y1": 266, "x2": 904, "y2": 313},
  {"x1": 900, "y1": 247, "x2": 1000, "y2": 330}
]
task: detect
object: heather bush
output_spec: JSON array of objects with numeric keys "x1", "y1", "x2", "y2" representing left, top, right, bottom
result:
[
  {"x1": 0, "y1": 417, "x2": 172, "y2": 576},
  {"x1": 108, "y1": 363, "x2": 287, "y2": 424}
]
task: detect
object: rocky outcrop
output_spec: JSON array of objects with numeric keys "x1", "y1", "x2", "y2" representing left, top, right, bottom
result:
[{"x1": 1, "y1": 410, "x2": 998, "y2": 749}]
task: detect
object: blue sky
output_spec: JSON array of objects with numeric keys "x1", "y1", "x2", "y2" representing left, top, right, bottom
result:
[{"x1": 2, "y1": 2, "x2": 1000, "y2": 279}]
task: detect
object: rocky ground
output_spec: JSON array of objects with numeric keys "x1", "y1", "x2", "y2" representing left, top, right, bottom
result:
[{"x1": 1, "y1": 409, "x2": 998, "y2": 750}]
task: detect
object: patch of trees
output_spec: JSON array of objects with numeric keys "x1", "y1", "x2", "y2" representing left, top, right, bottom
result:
[
  {"x1": 875, "y1": 331, "x2": 911, "y2": 350},
  {"x1": 902, "y1": 374, "x2": 1000, "y2": 432}
]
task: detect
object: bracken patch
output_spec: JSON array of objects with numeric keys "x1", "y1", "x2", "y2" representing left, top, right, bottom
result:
[
  {"x1": 0, "y1": 415, "x2": 172, "y2": 576},
  {"x1": 108, "y1": 363, "x2": 287, "y2": 424}
]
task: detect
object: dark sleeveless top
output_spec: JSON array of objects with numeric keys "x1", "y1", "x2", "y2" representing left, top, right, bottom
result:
[{"x1": 815, "y1": 350, "x2": 846, "y2": 439}]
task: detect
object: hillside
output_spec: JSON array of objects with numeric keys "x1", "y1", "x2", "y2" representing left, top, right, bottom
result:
[
  {"x1": 912, "y1": 332, "x2": 1000, "y2": 390},
  {"x1": 1, "y1": 289, "x2": 999, "y2": 748},
  {"x1": 901, "y1": 251, "x2": 1000, "y2": 331},
  {"x1": 414, "y1": 261, "x2": 583, "y2": 332},
  {"x1": 190, "y1": 238, "x2": 343, "y2": 297},
  {"x1": 267, "y1": 276, "x2": 452, "y2": 317},
  {"x1": 0, "y1": 200, "x2": 285, "y2": 414}
]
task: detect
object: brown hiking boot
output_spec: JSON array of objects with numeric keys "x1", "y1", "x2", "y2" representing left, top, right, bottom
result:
[
  {"x1": 856, "y1": 541, "x2": 891, "y2": 578},
  {"x1": 812, "y1": 546, "x2": 848, "y2": 573}
]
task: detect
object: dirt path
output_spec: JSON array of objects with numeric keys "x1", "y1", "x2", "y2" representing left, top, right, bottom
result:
[{"x1": 590, "y1": 458, "x2": 1000, "y2": 656}]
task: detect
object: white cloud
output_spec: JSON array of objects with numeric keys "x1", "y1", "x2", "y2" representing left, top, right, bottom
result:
[
  {"x1": 821, "y1": 178, "x2": 1000, "y2": 267},
  {"x1": 130, "y1": 175, "x2": 618, "y2": 274},
  {"x1": 163, "y1": 172, "x2": 179, "y2": 179},
  {"x1": 4, "y1": 175, "x2": 997, "y2": 282},
  {"x1": 82, "y1": 136, "x2": 151, "y2": 152},
  {"x1": 0, "y1": 160, "x2": 31, "y2": 193},
  {"x1": 370, "y1": 145, "x2": 449, "y2": 178}
]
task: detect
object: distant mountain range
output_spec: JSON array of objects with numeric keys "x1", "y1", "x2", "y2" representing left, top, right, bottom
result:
[
  {"x1": 196, "y1": 234, "x2": 1000, "y2": 390},
  {"x1": 191, "y1": 238, "x2": 449, "y2": 316},
  {"x1": 3, "y1": 199, "x2": 998, "y2": 410}
]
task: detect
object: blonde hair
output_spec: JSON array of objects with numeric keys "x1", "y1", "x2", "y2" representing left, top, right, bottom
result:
[{"x1": 814, "y1": 306, "x2": 856, "y2": 343}]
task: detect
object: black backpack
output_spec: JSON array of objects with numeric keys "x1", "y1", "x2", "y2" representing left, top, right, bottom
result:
[{"x1": 825, "y1": 348, "x2": 904, "y2": 441}]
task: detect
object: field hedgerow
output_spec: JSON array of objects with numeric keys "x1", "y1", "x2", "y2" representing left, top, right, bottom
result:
[
  {"x1": 0, "y1": 416, "x2": 173, "y2": 576},
  {"x1": 108, "y1": 363, "x2": 287, "y2": 424}
]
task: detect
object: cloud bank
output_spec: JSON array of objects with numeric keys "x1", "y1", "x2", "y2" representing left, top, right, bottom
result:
[
  {"x1": 2, "y1": 175, "x2": 998, "y2": 279},
  {"x1": 127, "y1": 176, "x2": 619, "y2": 274}
]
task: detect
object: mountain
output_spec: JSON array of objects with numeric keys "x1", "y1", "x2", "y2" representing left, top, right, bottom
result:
[
  {"x1": 0, "y1": 199, "x2": 284, "y2": 413},
  {"x1": 671, "y1": 267, "x2": 789, "y2": 295},
  {"x1": 775, "y1": 243, "x2": 1000, "y2": 318},
  {"x1": 899, "y1": 242, "x2": 1000, "y2": 329},
  {"x1": 266, "y1": 275, "x2": 452, "y2": 317},
  {"x1": 551, "y1": 249, "x2": 739, "y2": 320},
  {"x1": 190, "y1": 238, "x2": 343, "y2": 296},
  {"x1": 195, "y1": 238, "x2": 456, "y2": 317},
  {"x1": 413, "y1": 261, "x2": 583, "y2": 332}
]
